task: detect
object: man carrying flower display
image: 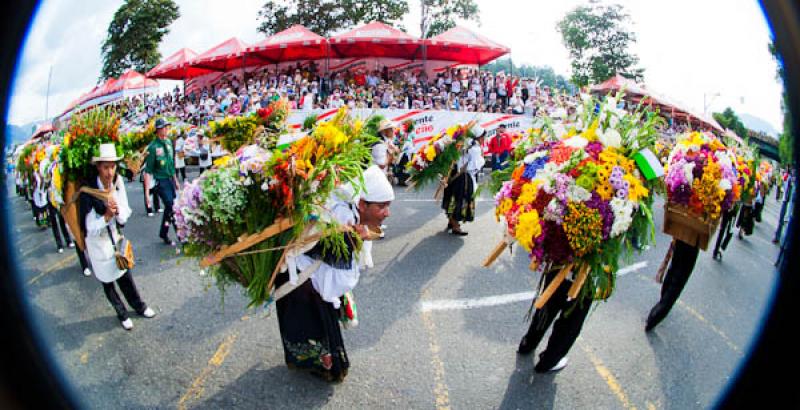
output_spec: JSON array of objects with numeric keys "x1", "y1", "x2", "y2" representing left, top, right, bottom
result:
[
  {"x1": 275, "y1": 165, "x2": 394, "y2": 382},
  {"x1": 144, "y1": 118, "x2": 180, "y2": 246}
]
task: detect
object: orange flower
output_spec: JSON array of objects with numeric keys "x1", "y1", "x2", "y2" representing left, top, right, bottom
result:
[{"x1": 511, "y1": 165, "x2": 525, "y2": 182}]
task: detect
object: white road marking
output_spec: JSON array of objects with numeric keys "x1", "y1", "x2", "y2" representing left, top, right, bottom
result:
[
  {"x1": 616, "y1": 261, "x2": 649, "y2": 276},
  {"x1": 419, "y1": 263, "x2": 649, "y2": 312},
  {"x1": 420, "y1": 291, "x2": 536, "y2": 312}
]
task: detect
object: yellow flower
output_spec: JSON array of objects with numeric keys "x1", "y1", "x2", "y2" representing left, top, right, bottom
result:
[
  {"x1": 425, "y1": 144, "x2": 437, "y2": 162},
  {"x1": 624, "y1": 173, "x2": 648, "y2": 201},
  {"x1": 213, "y1": 155, "x2": 231, "y2": 167},
  {"x1": 446, "y1": 125, "x2": 458, "y2": 138},
  {"x1": 582, "y1": 119, "x2": 599, "y2": 141},
  {"x1": 515, "y1": 210, "x2": 542, "y2": 252},
  {"x1": 496, "y1": 198, "x2": 513, "y2": 220},
  {"x1": 353, "y1": 119, "x2": 363, "y2": 136},
  {"x1": 63, "y1": 133, "x2": 71, "y2": 147},
  {"x1": 516, "y1": 182, "x2": 539, "y2": 206},
  {"x1": 596, "y1": 182, "x2": 613, "y2": 200}
]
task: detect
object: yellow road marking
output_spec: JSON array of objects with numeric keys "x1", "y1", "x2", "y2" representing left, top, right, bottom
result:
[
  {"x1": 178, "y1": 334, "x2": 237, "y2": 410},
  {"x1": 421, "y1": 311, "x2": 451, "y2": 410},
  {"x1": 27, "y1": 254, "x2": 76, "y2": 285},
  {"x1": 635, "y1": 275, "x2": 742, "y2": 354},
  {"x1": 676, "y1": 300, "x2": 741, "y2": 354},
  {"x1": 19, "y1": 239, "x2": 48, "y2": 258},
  {"x1": 580, "y1": 343, "x2": 637, "y2": 410}
]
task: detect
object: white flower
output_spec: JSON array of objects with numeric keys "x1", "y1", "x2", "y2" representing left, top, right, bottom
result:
[
  {"x1": 719, "y1": 179, "x2": 732, "y2": 191},
  {"x1": 598, "y1": 128, "x2": 622, "y2": 148},
  {"x1": 682, "y1": 162, "x2": 695, "y2": 183},
  {"x1": 563, "y1": 135, "x2": 588, "y2": 149},
  {"x1": 552, "y1": 123, "x2": 568, "y2": 139},
  {"x1": 261, "y1": 181, "x2": 269, "y2": 191},
  {"x1": 243, "y1": 176, "x2": 253, "y2": 186},
  {"x1": 610, "y1": 198, "x2": 634, "y2": 237},
  {"x1": 567, "y1": 183, "x2": 592, "y2": 202},
  {"x1": 523, "y1": 150, "x2": 548, "y2": 164}
]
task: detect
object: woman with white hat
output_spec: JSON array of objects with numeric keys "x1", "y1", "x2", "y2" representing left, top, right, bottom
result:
[
  {"x1": 442, "y1": 125, "x2": 486, "y2": 235},
  {"x1": 79, "y1": 143, "x2": 156, "y2": 330}
]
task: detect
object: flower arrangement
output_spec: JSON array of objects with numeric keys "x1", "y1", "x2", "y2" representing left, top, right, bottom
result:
[
  {"x1": 119, "y1": 120, "x2": 157, "y2": 174},
  {"x1": 60, "y1": 107, "x2": 122, "y2": 183},
  {"x1": 175, "y1": 107, "x2": 376, "y2": 307},
  {"x1": 487, "y1": 93, "x2": 664, "y2": 304},
  {"x1": 210, "y1": 99, "x2": 291, "y2": 153},
  {"x1": 664, "y1": 131, "x2": 739, "y2": 222},
  {"x1": 407, "y1": 123, "x2": 473, "y2": 190}
]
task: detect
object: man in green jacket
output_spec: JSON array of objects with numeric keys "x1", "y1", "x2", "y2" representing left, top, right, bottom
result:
[{"x1": 144, "y1": 118, "x2": 180, "y2": 246}]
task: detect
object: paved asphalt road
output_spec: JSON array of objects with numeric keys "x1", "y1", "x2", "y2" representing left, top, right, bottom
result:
[{"x1": 7, "y1": 168, "x2": 781, "y2": 409}]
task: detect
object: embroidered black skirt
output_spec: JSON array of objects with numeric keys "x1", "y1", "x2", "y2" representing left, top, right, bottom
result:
[
  {"x1": 441, "y1": 169, "x2": 476, "y2": 223},
  {"x1": 274, "y1": 271, "x2": 349, "y2": 382}
]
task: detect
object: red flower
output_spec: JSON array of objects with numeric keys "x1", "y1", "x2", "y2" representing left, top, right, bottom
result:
[{"x1": 320, "y1": 354, "x2": 333, "y2": 370}]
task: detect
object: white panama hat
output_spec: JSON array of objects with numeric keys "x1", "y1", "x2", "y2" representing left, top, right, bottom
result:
[{"x1": 91, "y1": 143, "x2": 122, "y2": 163}]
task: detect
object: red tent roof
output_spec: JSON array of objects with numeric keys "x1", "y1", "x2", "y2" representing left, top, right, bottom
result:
[
  {"x1": 189, "y1": 37, "x2": 259, "y2": 72},
  {"x1": 110, "y1": 70, "x2": 158, "y2": 93},
  {"x1": 31, "y1": 122, "x2": 54, "y2": 140},
  {"x1": 424, "y1": 26, "x2": 509, "y2": 65},
  {"x1": 147, "y1": 48, "x2": 213, "y2": 79},
  {"x1": 248, "y1": 25, "x2": 328, "y2": 62},
  {"x1": 328, "y1": 21, "x2": 421, "y2": 59}
]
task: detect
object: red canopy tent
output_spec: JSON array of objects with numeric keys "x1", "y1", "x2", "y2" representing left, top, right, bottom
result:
[
  {"x1": 328, "y1": 21, "x2": 422, "y2": 59},
  {"x1": 147, "y1": 48, "x2": 213, "y2": 79},
  {"x1": 247, "y1": 25, "x2": 328, "y2": 63},
  {"x1": 109, "y1": 70, "x2": 158, "y2": 93},
  {"x1": 30, "y1": 122, "x2": 54, "y2": 141},
  {"x1": 423, "y1": 26, "x2": 510, "y2": 66},
  {"x1": 188, "y1": 37, "x2": 261, "y2": 72}
]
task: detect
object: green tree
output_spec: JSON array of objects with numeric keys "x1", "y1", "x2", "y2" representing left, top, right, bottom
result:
[
  {"x1": 101, "y1": 0, "x2": 180, "y2": 80},
  {"x1": 557, "y1": 0, "x2": 643, "y2": 87},
  {"x1": 713, "y1": 107, "x2": 750, "y2": 140},
  {"x1": 769, "y1": 40, "x2": 793, "y2": 166},
  {"x1": 257, "y1": 0, "x2": 408, "y2": 36},
  {"x1": 420, "y1": 0, "x2": 480, "y2": 38}
]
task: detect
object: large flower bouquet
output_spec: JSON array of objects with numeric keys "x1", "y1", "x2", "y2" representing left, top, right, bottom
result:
[
  {"x1": 662, "y1": 131, "x2": 739, "y2": 250},
  {"x1": 664, "y1": 131, "x2": 739, "y2": 222},
  {"x1": 407, "y1": 123, "x2": 474, "y2": 191},
  {"x1": 175, "y1": 107, "x2": 375, "y2": 307},
  {"x1": 486, "y1": 93, "x2": 664, "y2": 305},
  {"x1": 758, "y1": 160, "x2": 773, "y2": 192},
  {"x1": 60, "y1": 108, "x2": 122, "y2": 184},
  {"x1": 730, "y1": 144, "x2": 757, "y2": 204},
  {"x1": 119, "y1": 120, "x2": 156, "y2": 174},
  {"x1": 210, "y1": 99, "x2": 290, "y2": 154}
]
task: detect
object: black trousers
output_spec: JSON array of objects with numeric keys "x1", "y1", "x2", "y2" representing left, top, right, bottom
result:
[
  {"x1": 143, "y1": 184, "x2": 160, "y2": 214},
  {"x1": 154, "y1": 179, "x2": 177, "y2": 240},
  {"x1": 102, "y1": 270, "x2": 147, "y2": 321},
  {"x1": 176, "y1": 166, "x2": 186, "y2": 181},
  {"x1": 47, "y1": 204, "x2": 72, "y2": 250},
  {"x1": 647, "y1": 240, "x2": 700, "y2": 329},
  {"x1": 522, "y1": 270, "x2": 592, "y2": 372},
  {"x1": 712, "y1": 207, "x2": 737, "y2": 256},
  {"x1": 76, "y1": 247, "x2": 89, "y2": 271}
]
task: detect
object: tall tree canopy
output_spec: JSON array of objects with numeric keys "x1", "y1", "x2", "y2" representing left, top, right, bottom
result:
[
  {"x1": 557, "y1": 0, "x2": 643, "y2": 87},
  {"x1": 419, "y1": 0, "x2": 480, "y2": 38},
  {"x1": 101, "y1": 0, "x2": 179, "y2": 80},
  {"x1": 713, "y1": 107, "x2": 750, "y2": 141},
  {"x1": 257, "y1": 0, "x2": 408, "y2": 36},
  {"x1": 769, "y1": 40, "x2": 793, "y2": 166}
]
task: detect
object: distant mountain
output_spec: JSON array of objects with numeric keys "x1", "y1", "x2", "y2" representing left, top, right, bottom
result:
[
  {"x1": 4, "y1": 122, "x2": 37, "y2": 147},
  {"x1": 739, "y1": 113, "x2": 780, "y2": 140}
]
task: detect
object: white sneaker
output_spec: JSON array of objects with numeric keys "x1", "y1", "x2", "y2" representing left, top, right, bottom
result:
[
  {"x1": 121, "y1": 318, "x2": 133, "y2": 330},
  {"x1": 142, "y1": 307, "x2": 156, "y2": 318},
  {"x1": 548, "y1": 357, "x2": 568, "y2": 372},
  {"x1": 83, "y1": 268, "x2": 92, "y2": 277},
  {"x1": 158, "y1": 208, "x2": 164, "y2": 213},
  {"x1": 58, "y1": 248, "x2": 64, "y2": 254},
  {"x1": 68, "y1": 242, "x2": 75, "y2": 248},
  {"x1": 147, "y1": 212, "x2": 154, "y2": 217}
]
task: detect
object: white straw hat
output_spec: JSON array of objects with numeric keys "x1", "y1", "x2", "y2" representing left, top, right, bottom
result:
[{"x1": 91, "y1": 143, "x2": 122, "y2": 163}]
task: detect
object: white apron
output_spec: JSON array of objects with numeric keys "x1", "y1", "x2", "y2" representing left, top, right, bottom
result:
[{"x1": 84, "y1": 176, "x2": 133, "y2": 283}]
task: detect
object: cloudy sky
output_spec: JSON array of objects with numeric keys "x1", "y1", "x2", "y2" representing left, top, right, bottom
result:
[{"x1": 7, "y1": 0, "x2": 784, "y2": 134}]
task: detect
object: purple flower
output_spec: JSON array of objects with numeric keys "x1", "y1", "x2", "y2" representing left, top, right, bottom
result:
[{"x1": 585, "y1": 192, "x2": 613, "y2": 239}]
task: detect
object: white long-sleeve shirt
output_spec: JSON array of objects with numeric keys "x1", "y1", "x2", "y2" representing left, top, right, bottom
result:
[{"x1": 84, "y1": 176, "x2": 132, "y2": 283}]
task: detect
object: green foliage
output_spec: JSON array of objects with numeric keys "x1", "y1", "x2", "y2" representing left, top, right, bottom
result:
[
  {"x1": 363, "y1": 115, "x2": 385, "y2": 138},
  {"x1": 420, "y1": 0, "x2": 480, "y2": 38},
  {"x1": 302, "y1": 114, "x2": 318, "y2": 131},
  {"x1": 409, "y1": 142, "x2": 460, "y2": 191},
  {"x1": 482, "y1": 59, "x2": 576, "y2": 94},
  {"x1": 101, "y1": 0, "x2": 180, "y2": 79},
  {"x1": 257, "y1": 0, "x2": 408, "y2": 36},
  {"x1": 60, "y1": 108, "x2": 122, "y2": 183},
  {"x1": 557, "y1": 1, "x2": 644, "y2": 87},
  {"x1": 210, "y1": 116, "x2": 260, "y2": 153},
  {"x1": 713, "y1": 107, "x2": 750, "y2": 140}
]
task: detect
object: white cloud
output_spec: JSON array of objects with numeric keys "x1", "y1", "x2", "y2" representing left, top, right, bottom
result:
[{"x1": 7, "y1": 0, "x2": 785, "y2": 134}]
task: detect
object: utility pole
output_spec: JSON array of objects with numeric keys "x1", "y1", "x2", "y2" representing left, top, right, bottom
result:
[{"x1": 44, "y1": 65, "x2": 53, "y2": 120}]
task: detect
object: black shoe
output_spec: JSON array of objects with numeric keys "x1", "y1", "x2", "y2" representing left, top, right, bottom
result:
[
  {"x1": 450, "y1": 229, "x2": 468, "y2": 236},
  {"x1": 517, "y1": 336, "x2": 535, "y2": 355},
  {"x1": 645, "y1": 303, "x2": 666, "y2": 332},
  {"x1": 160, "y1": 235, "x2": 175, "y2": 246}
]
